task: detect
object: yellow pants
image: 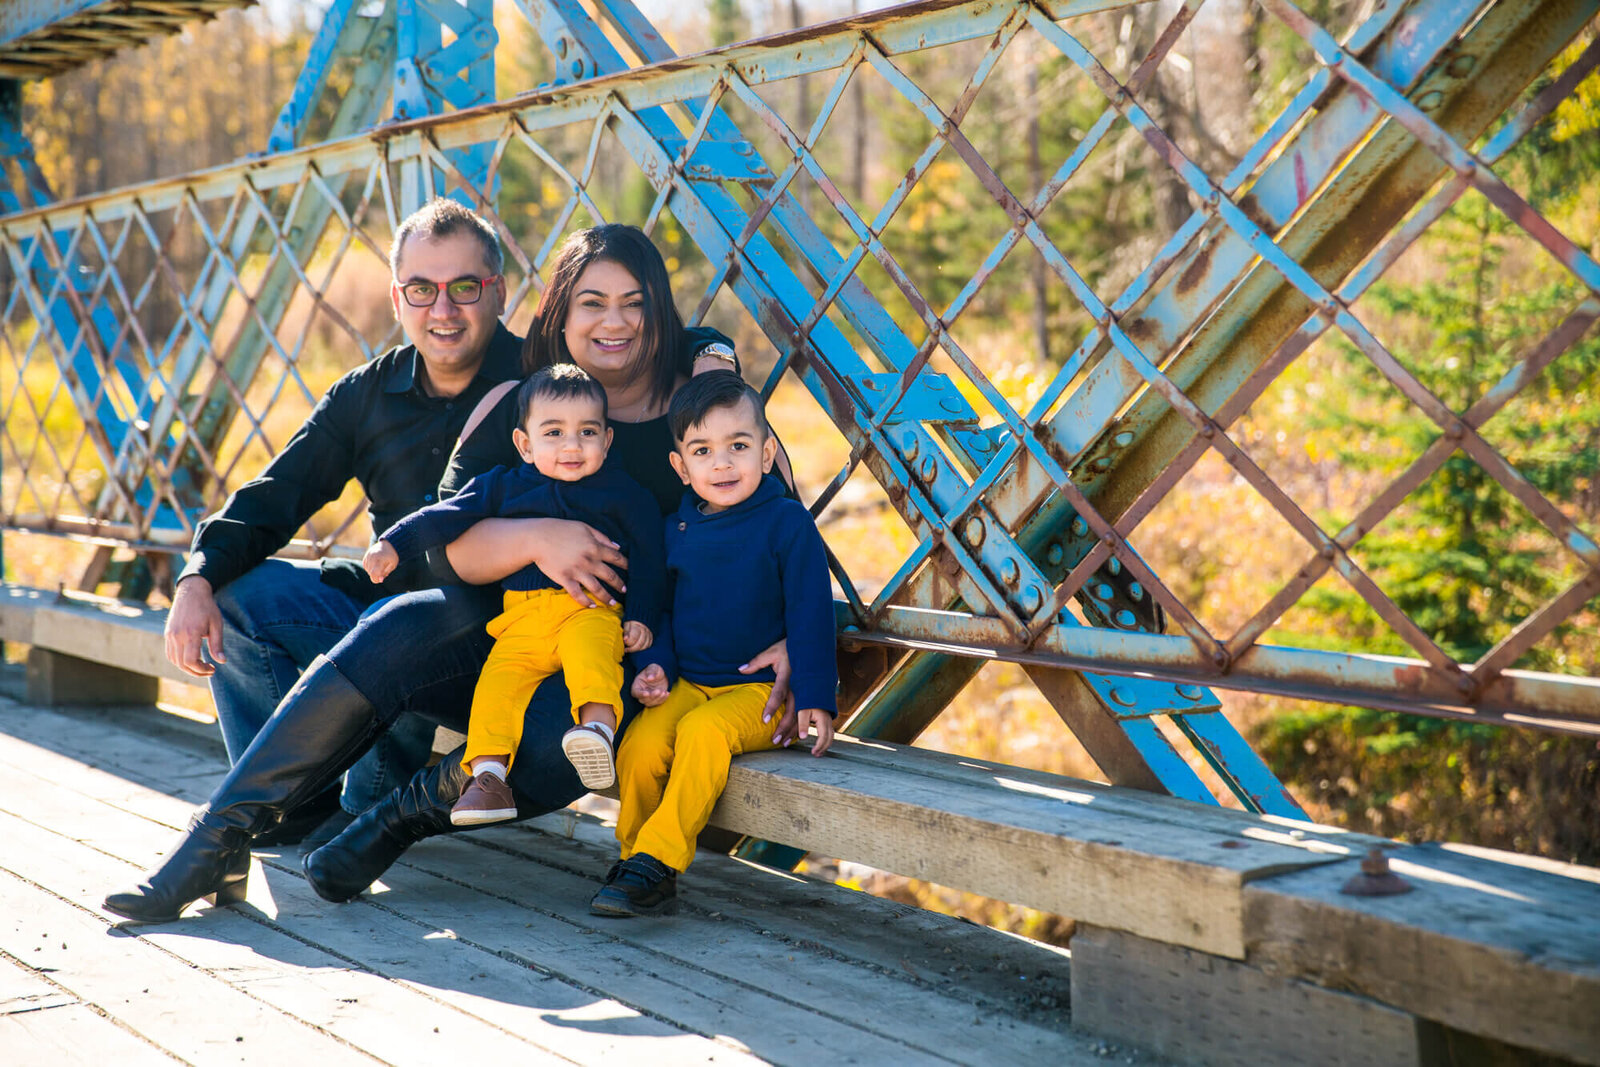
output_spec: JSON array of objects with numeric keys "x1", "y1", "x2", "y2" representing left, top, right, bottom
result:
[
  {"x1": 463, "y1": 589, "x2": 624, "y2": 772},
  {"x1": 614, "y1": 678, "x2": 776, "y2": 872}
]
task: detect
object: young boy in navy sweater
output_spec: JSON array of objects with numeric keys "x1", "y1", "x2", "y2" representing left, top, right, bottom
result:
[
  {"x1": 363, "y1": 364, "x2": 664, "y2": 825},
  {"x1": 590, "y1": 372, "x2": 836, "y2": 917}
]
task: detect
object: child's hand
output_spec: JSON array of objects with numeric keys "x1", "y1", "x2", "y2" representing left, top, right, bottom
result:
[
  {"x1": 622, "y1": 620, "x2": 653, "y2": 653},
  {"x1": 363, "y1": 540, "x2": 398, "y2": 583},
  {"x1": 795, "y1": 708, "x2": 834, "y2": 757},
  {"x1": 631, "y1": 664, "x2": 670, "y2": 707}
]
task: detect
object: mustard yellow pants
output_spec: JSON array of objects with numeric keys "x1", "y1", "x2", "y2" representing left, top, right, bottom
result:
[
  {"x1": 615, "y1": 678, "x2": 776, "y2": 872},
  {"x1": 463, "y1": 589, "x2": 624, "y2": 772}
]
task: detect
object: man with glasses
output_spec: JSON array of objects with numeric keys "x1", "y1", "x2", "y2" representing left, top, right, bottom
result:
[{"x1": 162, "y1": 199, "x2": 666, "y2": 849}]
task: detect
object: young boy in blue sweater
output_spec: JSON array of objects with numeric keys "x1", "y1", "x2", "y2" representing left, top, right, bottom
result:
[
  {"x1": 590, "y1": 372, "x2": 836, "y2": 917},
  {"x1": 363, "y1": 364, "x2": 664, "y2": 826}
]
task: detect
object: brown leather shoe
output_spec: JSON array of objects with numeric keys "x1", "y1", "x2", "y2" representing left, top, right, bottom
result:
[{"x1": 449, "y1": 771, "x2": 517, "y2": 826}]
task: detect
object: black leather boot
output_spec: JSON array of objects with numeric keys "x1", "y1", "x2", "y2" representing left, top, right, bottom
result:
[
  {"x1": 104, "y1": 656, "x2": 379, "y2": 923},
  {"x1": 303, "y1": 744, "x2": 470, "y2": 903}
]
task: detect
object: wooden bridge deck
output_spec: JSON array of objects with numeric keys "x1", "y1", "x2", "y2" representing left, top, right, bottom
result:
[{"x1": 0, "y1": 683, "x2": 1162, "y2": 1066}]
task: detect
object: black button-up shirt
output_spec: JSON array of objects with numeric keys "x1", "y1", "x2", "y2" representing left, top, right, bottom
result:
[{"x1": 179, "y1": 324, "x2": 526, "y2": 596}]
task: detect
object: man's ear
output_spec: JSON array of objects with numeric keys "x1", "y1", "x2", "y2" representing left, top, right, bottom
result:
[
  {"x1": 390, "y1": 282, "x2": 403, "y2": 322},
  {"x1": 760, "y1": 432, "x2": 778, "y2": 473},
  {"x1": 512, "y1": 427, "x2": 534, "y2": 464},
  {"x1": 668, "y1": 449, "x2": 692, "y2": 486}
]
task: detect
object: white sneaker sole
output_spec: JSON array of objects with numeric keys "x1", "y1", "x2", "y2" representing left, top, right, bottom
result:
[
  {"x1": 562, "y1": 730, "x2": 616, "y2": 790},
  {"x1": 450, "y1": 805, "x2": 517, "y2": 827}
]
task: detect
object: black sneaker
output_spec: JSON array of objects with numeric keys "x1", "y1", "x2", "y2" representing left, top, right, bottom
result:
[{"x1": 590, "y1": 853, "x2": 678, "y2": 917}]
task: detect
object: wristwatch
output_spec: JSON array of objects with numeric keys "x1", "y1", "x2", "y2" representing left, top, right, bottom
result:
[{"x1": 695, "y1": 342, "x2": 739, "y2": 369}]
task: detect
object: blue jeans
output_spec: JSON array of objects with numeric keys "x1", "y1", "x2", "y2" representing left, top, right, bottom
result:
[
  {"x1": 326, "y1": 584, "x2": 634, "y2": 815},
  {"x1": 210, "y1": 559, "x2": 436, "y2": 814}
]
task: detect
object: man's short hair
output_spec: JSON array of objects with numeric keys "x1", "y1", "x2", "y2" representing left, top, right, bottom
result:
[
  {"x1": 516, "y1": 363, "x2": 609, "y2": 425},
  {"x1": 668, "y1": 371, "x2": 768, "y2": 443},
  {"x1": 390, "y1": 197, "x2": 504, "y2": 278}
]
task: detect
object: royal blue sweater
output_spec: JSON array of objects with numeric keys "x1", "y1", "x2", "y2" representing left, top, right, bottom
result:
[
  {"x1": 379, "y1": 461, "x2": 666, "y2": 631},
  {"x1": 637, "y1": 475, "x2": 837, "y2": 715}
]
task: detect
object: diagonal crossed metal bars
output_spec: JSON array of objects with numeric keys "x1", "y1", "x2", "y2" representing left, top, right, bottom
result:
[{"x1": 3, "y1": 1, "x2": 1599, "y2": 815}]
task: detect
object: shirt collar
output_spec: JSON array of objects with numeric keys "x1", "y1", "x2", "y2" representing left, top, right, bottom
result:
[
  {"x1": 382, "y1": 323, "x2": 524, "y2": 395},
  {"x1": 677, "y1": 473, "x2": 787, "y2": 523}
]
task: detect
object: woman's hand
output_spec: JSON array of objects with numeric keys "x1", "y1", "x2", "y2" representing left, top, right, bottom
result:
[
  {"x1": 631, "y1": 664, "x2": 670, "y2": 707},
  {"x1": 445, "y1": 518, "x2": 628, "y2": 606}
]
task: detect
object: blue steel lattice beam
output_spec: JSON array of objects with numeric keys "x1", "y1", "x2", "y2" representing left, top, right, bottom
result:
[{"x1": 536, "y1": 0, "x2": 1262, "y2": 812}]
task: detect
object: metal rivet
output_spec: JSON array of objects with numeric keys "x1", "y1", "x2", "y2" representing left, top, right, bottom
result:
[
  {"x1": 1000, "y1": 559, "x2": 1021, "y2": 587},
  {"x1": 1176, "y1": 684, "x2": 1203, "y2": 701},
  {"x1": 901, "y1": 437, "x2": 919, "y2": 461},
  {"x1": 1106, "y1": 557, "x2": 1122, "y2": 576},
  {"x1": 1109, "y1": 687, "x2": 1136, "y2": 707},
  {"x1": 571, "y1": 59, "x2": 585, "y2": 78},
  {"x1": 1115, "y1": 609, "x2": 1137, "y2": 628},
  {"x1": 1319, "y1": 544, "x2": 1335, "y2": 560},
  {"x1": 1020, "y1": 585, "x2": 1043, "y2": 614},
  {"x1": 863, "y1": 378, "x2": 881, "y2": 390},
  {"x1": 919, "y1": 456, "x2": 937, "y2": 483},
  {"x1": 1094, "y1": 583, "x2": 1113, "y2": 601},
  {"x1": 1091, "y1": 456, "x2": 1113, "y2": 472},
  {"x1": 1446, "y1": 53, "x2": 1475, "y2": 78},
  {"x1": 970, "y1": 435, "x2": 991, "y2": 453},
  {"x1": 1113, "y1": 431, "x2": 1134, "y2": 448},
  {"x1": 555, "y1": 38, "x2": 568, "y2": 58},
  {"x1": 1071, "y1": 517, "x2": 1090, "y2": 537},
  {"x1": 1128, "y1": 581, "x2": 1144, "y2": 601},
  {"x1": 941, "y1": 396, "x2": 964, "y2": 413},
  {"x1": 1416, "y1": 89, "x2": 1443, "y2": 111},
  {"x1": 964, "y1": 516, "x2": 986, "y2": 547},
  {"x1": 1045, "y1": 543, "x2": 1064, "y2": 566}
]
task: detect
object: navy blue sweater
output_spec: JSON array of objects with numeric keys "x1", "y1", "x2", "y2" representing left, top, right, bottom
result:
[
  {"x1": 380, "y1": 461, "x2": 666, "y2": 631},
  {"x1": 637, "y1": 475, "x2": 837, "y2": 715}
]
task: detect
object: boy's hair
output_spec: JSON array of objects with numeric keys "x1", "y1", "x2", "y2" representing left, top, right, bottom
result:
[
  {"x1": 515, "y1": 363, "x2": 609, "y2": 425},
  {"x1": 668, "y1": 370, "x2": 768, "y2": 443},
  {"x1": 390, "y1": 197, "x2": 504, "y2": 278}
]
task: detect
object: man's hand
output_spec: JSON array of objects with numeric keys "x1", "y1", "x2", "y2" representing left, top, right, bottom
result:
[
  {"x1": 164, "y1": 576, "x2": 224, "y2": 678},
  {"x1": 363, "y1": 540, "x2": 398, "y2": 582},
  {"x1": 622, "y1": 620, "x2": 652, "y2": 653},
  {"x1": 530, "y1": 519, "x2": 629, "y2": 608},
  {"x1": 631, "y1": 663, "x2": 670, "y2": 707},
  {"x1": 795, "y1": 708, "x2": 835, "y2": 757}
]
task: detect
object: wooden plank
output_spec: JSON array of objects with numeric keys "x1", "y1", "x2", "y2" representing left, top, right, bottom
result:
[
  {"x1": 0, "y1": 585, "x2": 184, "y2": 683},
  {"x1": 1071, "y1": 925, "x2": 1422, "y2": 1067},
  {"x1": 383, "y1": 832, "x2": 1084, "y2": 1064},
  {"x1": 0, "y1": 807, "x2": 736, "y2": 1066},
  {"x1": 1244, "y1": 845, "x2": 1600, "y2": 1065},
  {"x1": 0, "y1": 733, "x2": 1022, "y2": 1065},
  {"x1": 0, "y1": 850, "x2": 379, "y2": 1064},
  {"x1": 710, "y1": 744, "x2": 1342, "y2": 958},
  {"x1": 492, "y1": 810, "x2": 1079, "y2": 1018},
  {"x1": 0, "y1": 1004, "x2": 173, "y2": 1066},
  {"x1": 0, "y1": 956, "x2": 76, "y2": 1017}
]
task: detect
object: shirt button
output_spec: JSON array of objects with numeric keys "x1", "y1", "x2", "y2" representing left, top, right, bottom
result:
[
  {"x1": 424, "y1": 494, "x2": 435, "y2": 502},
  {"x1": 432, "y1": 447, "x2": 441, "y2": 456},
  {"x1": 445, "y1": 402, "x2": 455, "y2": 410},
  {"x1": 678, "y1": 522, "x2": 687, "y2": 531}
]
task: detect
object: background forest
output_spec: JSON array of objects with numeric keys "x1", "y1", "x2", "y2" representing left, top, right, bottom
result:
[{"x1": 7, "y1": 0, "x2": 1599, "y2": 942}]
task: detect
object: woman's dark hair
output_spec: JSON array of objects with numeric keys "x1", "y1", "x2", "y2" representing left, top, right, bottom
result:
[
  {"x1": 521, "y1": 224, "x2": 686, "y2": 411},
  {"x1": 668, "y1": 370, "x2": 768, "y2": 443},
  {"x1": 515, "y1": 363, "x2": 609, "y2": 426}
]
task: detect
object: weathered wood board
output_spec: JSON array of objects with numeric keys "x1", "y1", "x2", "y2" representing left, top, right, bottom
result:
[{"x1": 0, "y1": 693, "x2": 1151, "y2": 1066}]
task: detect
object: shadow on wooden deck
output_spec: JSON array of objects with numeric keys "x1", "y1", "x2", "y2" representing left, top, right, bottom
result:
[{"x1": 0, "y1": 678, "x2": 1165, "y2": 1066}]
